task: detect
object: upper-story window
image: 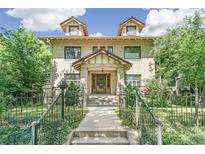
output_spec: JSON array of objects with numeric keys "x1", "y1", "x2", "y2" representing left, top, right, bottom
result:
[
  {"x1": 64, "y1": 47, "x2": 81, "y2": 59},
  {"x1": 69, "y1": 25, "x2": 79, "y2": 32},
  {"x1": 124, "y1": 46, "x2": 141, "y2": 59},
  {"x1": 92, "y1": 46, "x2": 98, "y2": 52},
  {"x1": 126, "y1": 26, "x2": 136, "y2": 33},
  {"x1": 107, "y1": 46, "x2": 113, "y2": 53}
]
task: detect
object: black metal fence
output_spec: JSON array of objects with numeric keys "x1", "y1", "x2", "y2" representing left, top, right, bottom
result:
[
  {"x1": 0, "y1": 94, "x2": 46, "y2": 127},
  {"x1": 119, "y1": 90, "x2": 162, "y2": 145},
  {"x1": 31, "y1": 85, "x2": 85, "y2": 145},
  {"x1": 0, "y1": 82, "x2": 86, "y2": 145},
  {"x1": 119, "y1": 85, "x2": 205, "y2": 145},
  {"x1": 145, "y1": 94, "x2": 205, "y2": 127},
  {"x1": 136, "y1": 92, "x2": 162, "y2": 145}
]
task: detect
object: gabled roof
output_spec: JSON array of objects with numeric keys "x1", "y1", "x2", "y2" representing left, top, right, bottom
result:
[
  {"x1": 119, "y1": 16, "x2": 145, "y2": 26},
  {"x1": 60, "y1": 16, "x2": 87, "y2": 26},
  {"x1": 117, "y1": 16, "x2": 145, "y2": 36},
  {"x1": 60, "y1": 16, "x2": 88, "y2": 36},
  {"x1": 72, "y1": 49, "x2": 132, "y2": 71}
]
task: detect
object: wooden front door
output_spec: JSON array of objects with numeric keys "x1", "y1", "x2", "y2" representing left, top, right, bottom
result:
[{"x1": 92, "y1": 74, "x2": 111, "y2": 94}]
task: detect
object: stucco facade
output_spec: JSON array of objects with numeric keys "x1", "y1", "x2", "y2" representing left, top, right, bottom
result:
[{"x1": 41, "y1": 16, "x2": 155, "y2": 105}]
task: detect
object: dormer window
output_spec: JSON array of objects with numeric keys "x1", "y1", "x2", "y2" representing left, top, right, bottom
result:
[
  {"x1": 126, "y1": 26, "x2": 136, "y2": 33},
  {"x1": 69, "y1": 25, "x2": 79, "y2": 32},
  {"x1": 60, "y1": 17, "x2": 88, "y2": 36},
  {"x1": 117, "y1": 17, "x2": 144, "y2": 36},
  {"x1": 126, "y1": 25, "x2": 138, "y2": 36}
]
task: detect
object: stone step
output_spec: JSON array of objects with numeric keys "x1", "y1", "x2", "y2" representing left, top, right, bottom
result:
[
  {"x1": 87, "y1": 104, "x2": 117, "y2": 107},
  {"x1": 87, "y1": 102, "x2": 117, "y2": 105},
  {"x1": 87, "y1": 95, "x2": 118, "y2": 107},
  {"x1": 73, "y1": 130, "x2": 127, "y2": 138},
  {"x1": 71, "y1": 136, "x2": 129, "y2": 145}
]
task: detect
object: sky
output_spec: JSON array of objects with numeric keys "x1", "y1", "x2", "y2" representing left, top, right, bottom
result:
[{"x1": 0, "y1": 8, "x2": 205, "y2": 37}]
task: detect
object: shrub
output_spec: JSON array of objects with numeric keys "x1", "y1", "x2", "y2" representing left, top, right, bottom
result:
[
  {"x1": 145, "y1": 79, "x2": 171, "y2": 107},
  {"x1": 0, "y1": 127, "x2": 31, "y2": 145},
  {"x1": 65, "y1": 82, "x2": 80, "y2": 106},
  {"x1": 124, "y1": 84, "x2": 138, "y2": 108}
]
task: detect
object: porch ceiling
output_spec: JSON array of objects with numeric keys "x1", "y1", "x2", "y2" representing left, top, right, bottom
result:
[{"x1": 72, "y1": 49, "x2": 132, "y2": 71}]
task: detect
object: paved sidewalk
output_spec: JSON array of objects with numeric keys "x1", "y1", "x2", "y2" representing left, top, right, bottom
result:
[{"x1": 76, "y1": 107, "x2": 125, "y2": 131}]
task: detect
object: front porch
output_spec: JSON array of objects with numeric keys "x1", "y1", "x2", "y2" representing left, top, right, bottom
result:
[{"x1": 72, "y1": 49, "x2": 132, "y2": 106}]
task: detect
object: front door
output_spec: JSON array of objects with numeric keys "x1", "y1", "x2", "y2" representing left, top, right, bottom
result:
[
  {"x1": 96, "y1": 74, "x2": 106, "y2": 93},
  {"x1": 92, "y1": 74, "x2": 111, "y2": 94}
]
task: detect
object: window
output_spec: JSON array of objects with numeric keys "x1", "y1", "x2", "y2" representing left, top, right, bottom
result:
[
  {"x1": 100, "y1": 46, "x2": 105, "y2": 50},
  {"x1": 124, "y1": 46, "x2": 141, "y2": 59},
  {"x1": 64, "y1": 73, "x2": 80, "y2": 85},
  {"x1": 69, "y1": 25, "x2": 79, "y2": 32},
  {"x1": 92, "y1": 46, "x2": 98, "y2": 52},
  {"x1": 64, "y1": 47, "x2": 81, "y2": 59},
  {"x1": 126, "y1": 74, "x2": 141, "y2": 87},
  {"x1": 107, "y1": 46, "x2": 113, "y2": 53},
  {"x1": 126, "y1": 26, "x2": 136, "y2": 33}
]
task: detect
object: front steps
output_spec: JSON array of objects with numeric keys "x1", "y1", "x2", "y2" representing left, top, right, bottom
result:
[
  {"x1": 87, "y1": 94, "x2": 118, "y2": 107},
  {"x1": 70, "y1": 129, "x2": 129, "y2": 145},
  {"x1": 66, "y1": 107, "x2": 132, "y2": 145}
]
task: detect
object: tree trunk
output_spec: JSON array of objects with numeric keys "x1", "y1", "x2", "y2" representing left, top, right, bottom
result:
[{"x1": 195, "y1": 81, "x2": 199, "y2": 127}]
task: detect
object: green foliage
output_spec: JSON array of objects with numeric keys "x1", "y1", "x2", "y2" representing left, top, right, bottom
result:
[
  {"x1": 0, "y1": 94, "x2": 17, "y2": 106},
  {"x1": 65, "y1": 82, "x2": 80, "y2": 106},
  {"x1": 163, "y1": 125, "x2": 205, "y2": 145},
  {"x1": 153, "y1": 13, "x2": 205, "y2": 90},
  {"x1": 146, "y1": 79, "x2": 171, "y2": 107},
  {"x1": 120, "y1": 108, "x2": 136, "y2": 129},
  {"x1": 38, "y1": 109, "x2": 87, "y2": 145},
  {"x1": 39, "y1": 121, "x2": 68, "y2": 145},
  {"x1": 0, "y1": 27, "x2": 51, "y2": 95},
  {"x1": 124, "y1": 84, "x2": 138, "y2": 108},
  {"x1": 0, "y1": 127, "x2": 31, "y2": 145}
]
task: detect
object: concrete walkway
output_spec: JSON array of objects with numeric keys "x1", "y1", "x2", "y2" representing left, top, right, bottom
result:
[
  {"x1": 67, "y1": 107, "x2": 136, "y2": 144},
  {"x1": 76, "y1": 107, "x2": 125, "y2": 131}
]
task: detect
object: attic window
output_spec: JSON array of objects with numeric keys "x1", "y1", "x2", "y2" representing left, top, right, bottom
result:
[
  {"x1": 126, "y1": 26, "x2": 136, "y2": 33},
  {"x1": 69, "y1": 25, "x2": 79, "y2": 32}
]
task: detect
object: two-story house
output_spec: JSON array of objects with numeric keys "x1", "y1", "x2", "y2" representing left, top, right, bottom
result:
[{"x1": 41, "y1": 16, "x2": 155, "y2": 106}]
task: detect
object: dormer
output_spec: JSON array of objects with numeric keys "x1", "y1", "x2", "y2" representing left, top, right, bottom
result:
[
  {"x1": 60, "y1": 16, "x2": 88, "y2": 36},
  {"x1": 117, "y1": 16, "x2": 144, "y2": 36}
]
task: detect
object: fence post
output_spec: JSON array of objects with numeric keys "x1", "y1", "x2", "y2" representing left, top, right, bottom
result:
[
  {"x1": 119, "y1": 94, "x2": 121, "y2": 118},
  {"x1": 58, "y1": 79, "x2": 68, "y2": 121},
  {"x1": 157, "y1": 119, "x2": 162, "y2": 145},
  {"x1": 135, "y1": 92, "x2": 140, "y2": 129},
  {"x1": 31, "y1": 121, "x2": 37, "y2": 145},
  {"x1": 195, "y1": 81, "x2": 199, "y2": 127}
]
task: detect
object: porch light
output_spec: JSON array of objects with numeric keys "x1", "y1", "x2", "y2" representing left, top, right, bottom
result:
[{"x1": 101, "y1": 68, "x2": 104, "y2": 72}]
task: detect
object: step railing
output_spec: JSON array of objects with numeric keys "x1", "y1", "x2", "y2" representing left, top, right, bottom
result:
[
  {"x1": 119, "y1": 88, "x2": 162, "y2": 145},
  {"x1": 31, "y1": 80, "x2": 84, "y2": 145},
  {"x1": 136, "y1": 91, "x2": 162, "y2": 145}
]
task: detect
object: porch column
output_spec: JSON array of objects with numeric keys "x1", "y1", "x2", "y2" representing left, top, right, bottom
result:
[
  {"x1": 116, "y1": 68, "x2": 125, "y2": 95},
  {"x1": 80, "y1": 67, "x2": 88, "y2": 107}
]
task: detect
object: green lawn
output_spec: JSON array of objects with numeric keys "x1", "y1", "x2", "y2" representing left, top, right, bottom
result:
[
  {"x1": 117, "y1": 108, "x2": 205, "y2": 145},
  {"x1": 0, "y1": 104, "x2": 47, "y2": 127}
]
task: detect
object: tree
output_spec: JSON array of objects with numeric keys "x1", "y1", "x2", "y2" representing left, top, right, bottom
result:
[
  {"x1": 0, "y1": 27, "x2": 51, "y2": 95},
  {"x1": 153, "y1": 13, "x2": 205, "y2": 126}
]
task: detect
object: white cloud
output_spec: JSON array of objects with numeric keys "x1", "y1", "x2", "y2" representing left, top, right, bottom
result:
[
  {"x1": 89, "y1": 32, "x2": 104, "y2": 37},
  {"x1": 141, "y1": 9, "x2": 205, "y2": 36},
  {"x1": 6, "y1": 8, "x2": 86, "y2": 32}
]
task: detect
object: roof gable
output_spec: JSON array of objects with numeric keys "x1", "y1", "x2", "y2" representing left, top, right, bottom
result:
[
  {"x1": 117, "y1": 16, "x2": 145, "y2": 36},
  {"x1": 60, "y1": 16, "x2": 88, "y2": 36},
  {"x1": 72, "y1": 49, "x2": 132, "y2": 70}
]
